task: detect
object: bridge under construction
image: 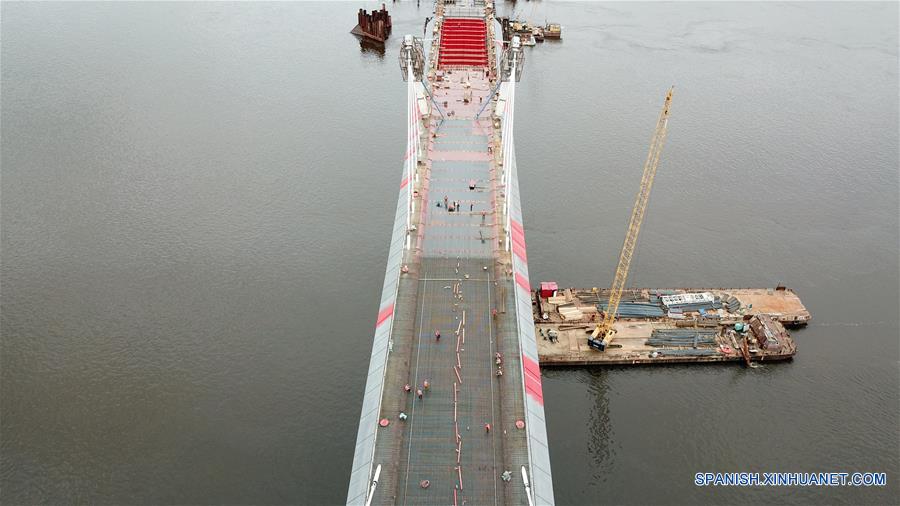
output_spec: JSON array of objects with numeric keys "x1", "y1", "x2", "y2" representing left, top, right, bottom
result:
[
  {"x1": 346, "y1": 1, "x2": 814, "y2": 504},
  {"x1": 347, "y1": 1, "x2": 553, "y2": 504}
]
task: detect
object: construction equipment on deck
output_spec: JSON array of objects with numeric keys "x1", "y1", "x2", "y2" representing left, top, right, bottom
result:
[{"x1": 588, "y1": 87, "x2": 674, "y2": 351}]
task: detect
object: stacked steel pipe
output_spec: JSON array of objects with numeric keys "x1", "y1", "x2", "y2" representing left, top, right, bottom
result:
[
  {"x1": 353, "y1": 4, "x2": 392, "y2": 43},
  {"x1": 596, "y1": 300, "x2": 665, "y2": 318},
  {"x1": 646, "y1": 328, "x2": 718, "y2": 347},
  {"x1": 723, "y1": 295, "x2": 742, "y2": 313}
]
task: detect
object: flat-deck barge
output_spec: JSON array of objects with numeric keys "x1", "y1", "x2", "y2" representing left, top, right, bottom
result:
[{"x1": 533, "y1": 286, "x2": 809, "y2": 366}]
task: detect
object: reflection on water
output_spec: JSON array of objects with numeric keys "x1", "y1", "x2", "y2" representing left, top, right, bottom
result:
[
  {"x1": 357, "y1": 37, "x2": 386, "y2": 58},
  {"x1": 585, "y1": 369, "x2": 614, "y2": 479}
]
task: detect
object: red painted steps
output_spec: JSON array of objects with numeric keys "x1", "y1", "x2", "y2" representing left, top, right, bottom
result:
[
  {"x1": 441, "y1": 42, "x2": 486, "y2": 48},
  {"x1": 438, "y1": 17, "x2": 488, "y2": 68}
]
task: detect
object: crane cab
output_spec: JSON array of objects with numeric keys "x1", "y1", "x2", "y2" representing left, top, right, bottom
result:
[{"x1": 587, "y1": 337, "x2": 606, "y2": 351}]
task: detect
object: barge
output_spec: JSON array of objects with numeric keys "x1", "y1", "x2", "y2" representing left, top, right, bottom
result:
[
  {"x1": 533, "y1": 286, "x2": 809, "y2": 366},
  {"x1": 497, "y1": 18, "x2": 562, "y2": 44}
]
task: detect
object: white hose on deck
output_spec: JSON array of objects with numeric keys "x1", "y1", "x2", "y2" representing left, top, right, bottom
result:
[
  {"x1": 364, "y1": 464, "x2": 382, "y2": 506},
  {"x1": 522, "y1": 465, "x2": 534, "y2": 506}
]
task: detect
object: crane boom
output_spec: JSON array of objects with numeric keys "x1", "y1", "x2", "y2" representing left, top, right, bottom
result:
[{"x1": 589, "y1": 87, "x2": 674, "y2": 351}]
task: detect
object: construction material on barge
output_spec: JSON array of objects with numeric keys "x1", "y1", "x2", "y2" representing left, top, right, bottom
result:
[
  {"x1": 497, "y1": 17, "x2": 563, "y2": 43},
  {"x1": 533, "y1": 286, "x2": 809, "y2": 366}
]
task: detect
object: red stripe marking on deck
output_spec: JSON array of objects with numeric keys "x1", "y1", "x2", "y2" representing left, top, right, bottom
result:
[
  {"x1": 509, "y1": 220, "x2": 525, "y2": 244},
  {"x1": 510, "y1": 218, "x2": 524, "y2": 235},
  {"x1": 512, "y1": 237, "x2": 527, "y2": 263},
  {"x1": 511, "y1": 226, "x2": 526, "y2": 249},
  {"x1": 510, "y1": 219, "x2": 527, "y2": 261},
  {"x1": 515, "y1": 272, "x2": 530, "y2": 292},
  {"x1": 523, "y1": 353, "x2": 540, "y2": 377},
  {"x1": 375, "y1": 304, "x2": 394, "y2": 328},
  {"x1": 400, "y1": 177, "x2": 409, "y2": 189},
  {"x1": 430, "y1": 151, "x2": 491, "y2": 162},
  {"x1": 511, "y1": 225, "x2": 525, "y2": 247},
  {"x1": 522, "y1": 354, "x2": 544, "y2": 405}
]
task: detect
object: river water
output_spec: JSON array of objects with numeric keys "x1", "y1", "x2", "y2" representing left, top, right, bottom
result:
[{"x1": 1, "y1": 2, "x2": 897, "y2": 505}]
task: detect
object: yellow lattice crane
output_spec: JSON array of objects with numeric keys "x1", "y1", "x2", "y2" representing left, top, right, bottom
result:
[{"x1": 588, "y1": 87, "x2": 674, "y2": 351}]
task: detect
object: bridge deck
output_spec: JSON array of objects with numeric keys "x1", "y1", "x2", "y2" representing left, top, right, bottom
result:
[
  {"x1": 348, "y1": 3, "x2": 553, "y2": 504},
  {"x1": 368, "y1": 73, "x2": 531, "y2": 503}
]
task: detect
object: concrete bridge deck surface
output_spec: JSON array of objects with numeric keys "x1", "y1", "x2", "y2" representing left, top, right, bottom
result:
[
  {"x1": 366, "y1": 84, "x2": 531, "y2": 504},
  {"x1": 348, "y1": 3, "x2": 553, "y2": 505}
]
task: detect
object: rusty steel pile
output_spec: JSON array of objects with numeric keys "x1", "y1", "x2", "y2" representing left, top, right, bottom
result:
[{"x1": 351, "y1": 4, "x2": 393, "y2": 43}]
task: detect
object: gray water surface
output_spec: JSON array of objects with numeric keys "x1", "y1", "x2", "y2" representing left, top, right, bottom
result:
[{"x1": 2, "y1": 2, "x2": 898, "y2": 505}]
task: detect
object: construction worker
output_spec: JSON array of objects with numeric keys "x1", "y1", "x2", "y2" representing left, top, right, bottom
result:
[
  {"x1": 404, "y1": 383, "x2": 411, "y2": 393},
  {"x1": 435, "y1": 329, "x2": 441, "y2": 341},
  {"x1": 417, "y1": 388, "x2": 423, "y2": 400},
  {"x1": 423, "y1": 380, "x2": 430, "y2": 390},
  {"x1": 484, "y1": 423, "x2": 491, "y2": 433}
]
